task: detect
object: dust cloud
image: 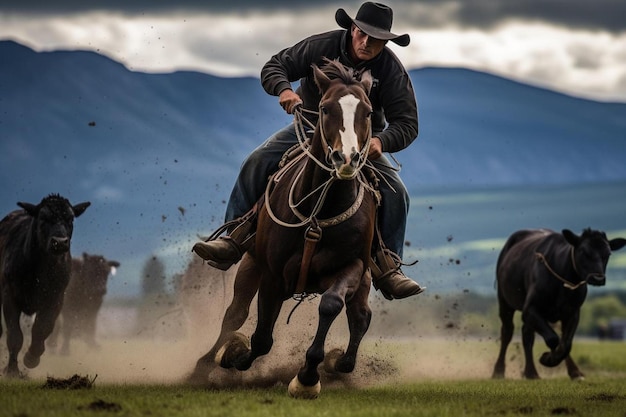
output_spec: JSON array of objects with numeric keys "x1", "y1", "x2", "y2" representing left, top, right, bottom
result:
[{"x1": 9, "y1": 257, "x2": 533, "y2": 387}]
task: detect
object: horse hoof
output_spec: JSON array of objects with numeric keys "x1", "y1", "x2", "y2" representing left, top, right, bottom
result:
[
  {"x1": 288, "y1": 376, "x2": 321, "y2": 399},
  {"x1": 23, "y1": 352, "x2": 40, "y2": 369},
  {"x1": 323, "y1": 348, "x2": 345, "y2": 374},
  {"x1": 215, "y1": 332, "x2": 250, "y2": 369}
]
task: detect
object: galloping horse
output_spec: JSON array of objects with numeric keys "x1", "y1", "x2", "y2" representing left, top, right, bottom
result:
[{"x1": 190, "y1": 59, "x2": 378, "y2": 398}]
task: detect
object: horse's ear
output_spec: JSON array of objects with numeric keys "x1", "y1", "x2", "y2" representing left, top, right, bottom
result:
[
  {"x1": 312, "y1": 63, "x2": 331, "y2": 94},
  {"x1": 359, "y1": 70, "x2": 373, "y2": 95}
]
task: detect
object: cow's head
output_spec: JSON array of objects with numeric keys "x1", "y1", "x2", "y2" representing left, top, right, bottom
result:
[
  {"x1": 563, "y1": 228, "x2": 626, "y2": 286},
  {"x1": 18, "y1": 194, "x2": 90, "y2": 255},
  {"x1": 80, "y1": 253, "x2": 120, "y2": 295}
]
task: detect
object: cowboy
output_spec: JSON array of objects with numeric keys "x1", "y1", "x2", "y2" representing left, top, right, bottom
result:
[{"x1": 193, "y1": 2, "x2": 424, "y2": 300}]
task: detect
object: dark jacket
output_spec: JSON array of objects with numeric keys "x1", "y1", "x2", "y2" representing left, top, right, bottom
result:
[{"x1": 261, "y1": 29, "x2": 418, "y2": 154}]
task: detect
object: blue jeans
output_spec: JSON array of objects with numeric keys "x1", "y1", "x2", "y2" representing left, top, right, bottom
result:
[{"x1": 225, "y1": 123, "x2": 409, "y2": 258}]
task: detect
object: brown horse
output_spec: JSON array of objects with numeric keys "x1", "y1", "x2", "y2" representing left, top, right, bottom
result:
[{"x1": 189, "y1": 59, "x2": 378, "y2": 398}]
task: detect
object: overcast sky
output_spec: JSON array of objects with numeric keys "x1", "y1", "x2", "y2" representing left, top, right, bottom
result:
[{"x1": 2, "y1": 0, "x2": 626, "y2": 102}]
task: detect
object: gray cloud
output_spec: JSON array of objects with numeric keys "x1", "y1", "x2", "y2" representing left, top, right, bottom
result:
[
  {"x1": 3, "y1": 0, "x2": 625, "y2": 33},
  {"x1": 451, "y1": 0, "x2": 626, "y2": 33},
  {"x1": 2, "y1": 0, "x2": 625, "y2": 101}
]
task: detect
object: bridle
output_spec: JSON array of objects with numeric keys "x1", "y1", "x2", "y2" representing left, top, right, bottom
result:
[
  {"x1": 264, "y1": 103, "x2": 378, "y2": 300},
  {"x1": 264, "y1": 105, "x2": 376, "y2": 230}
]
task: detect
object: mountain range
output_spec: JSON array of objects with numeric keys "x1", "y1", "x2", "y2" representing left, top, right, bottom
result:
[{"x1": 1, "y1": 39, "x2": 625, "y2": 297}]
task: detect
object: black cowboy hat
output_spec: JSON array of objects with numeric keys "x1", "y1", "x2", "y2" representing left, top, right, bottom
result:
[{"x1": 335, "y1": 2, "x2": 410, "y2": 47}]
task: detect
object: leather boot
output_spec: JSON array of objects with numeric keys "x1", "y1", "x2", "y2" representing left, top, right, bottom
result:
[
  {"x1": 192, "y1": 218, "x2": 255, "y2": 271},
  {"x1": 370, "y1": 248, "x2": 425, "y2": 300}
]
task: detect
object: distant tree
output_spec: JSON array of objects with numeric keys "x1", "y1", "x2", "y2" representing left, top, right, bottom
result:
[
  {"x1": 141, "y1": 255, "x2": 166, "y2": 297},
  {"x1": 579, "y1": 294, "x2": 626, "y2": 335}
]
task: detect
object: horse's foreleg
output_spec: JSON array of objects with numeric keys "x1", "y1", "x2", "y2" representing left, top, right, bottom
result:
[
  {"x1": 189, "y1": 255, "x2": 260, "y2": 383},
  {"x1": 289, "y1": 290, "x2": 342, "y2": 399},
  {"x1": 289, "y1": 262, "x2": 361, "y2": 399},
  {"x1": 328, "y1": 269, "x2": 371, "y2": 374},
  {"x1": 230, "y1": 275, "x2": 284, "y2": 371}
]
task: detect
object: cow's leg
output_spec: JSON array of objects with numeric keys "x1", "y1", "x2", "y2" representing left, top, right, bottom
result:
[
  {"x1": 564, "y1": 355, "x2": 584, "y2": 380},
  {"x1": 289, "y1": 261, "x2": 362, "y2": 399},
  {"x1": 24, "y1": 304, "x2": 61, "y2": 369},
  {"x1": 522, "y1": 306, "x2": 560, "y2": 371},
  {"x1": 325, "y1": 267, "x2": 371, "y2": 374},
  {"x1": 492, "y1": 292, "x2": 515, "y2": 379},
  {"x1": 540, "y1": 314, "x2": 579, "y2": 368},
  {"x1": 85, "y1": 306, "x2": 102, "y2": 350},
  {"x1": 521, "y1": 321, "x2": 540, "y2": 379},
  {"x1": 3, "y1": 300, "x2": 24, "y2": 377},
  {"x1": 188, "y1": 255, "x2": 260, "y2": 384},
  {"x1": 60, "y1": 313, "x2": 74, "y2": 356}
]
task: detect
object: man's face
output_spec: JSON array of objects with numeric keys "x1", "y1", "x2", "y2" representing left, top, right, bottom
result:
[{"x1": 350, "y1": 25, "x2": 387, "y2": 63}]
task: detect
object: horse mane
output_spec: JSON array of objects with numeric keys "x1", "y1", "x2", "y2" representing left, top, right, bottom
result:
[{"x1": 319, "y1": 58, "x2": 360, "y2": 86}]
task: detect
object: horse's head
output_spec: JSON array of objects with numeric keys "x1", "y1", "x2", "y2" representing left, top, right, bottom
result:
[{"x1": 312, "y1": 59, "x2": 373, "y2": 180}]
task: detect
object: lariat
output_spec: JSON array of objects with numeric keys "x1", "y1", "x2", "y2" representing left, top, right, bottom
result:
[{"x1": 535, "y1": 248, "x2": 586, "y2": 290}]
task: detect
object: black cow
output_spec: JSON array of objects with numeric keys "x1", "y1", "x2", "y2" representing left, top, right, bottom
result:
[
  {"x1": 492, "y1": 228, "x2": 626, "y2": 380},
  {"x1": 49, "y1": 253, "x2": 120, "y2": 355},
  {"x1": 0, "y1": 194, "x2": 90, "y2": 377}
]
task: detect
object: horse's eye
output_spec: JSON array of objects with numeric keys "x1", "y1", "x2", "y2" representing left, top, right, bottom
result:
[{"x1": 320, "y1": 106, "x2": 329, "y2": 115}]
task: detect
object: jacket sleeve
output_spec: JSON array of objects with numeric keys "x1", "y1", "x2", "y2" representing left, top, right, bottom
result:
[
  {"x1": 376, "y1": 66, "x2": 419, "y2": 154},
  {"x1": 261, "y1": 38, "x2": 313, "y2": 97}
]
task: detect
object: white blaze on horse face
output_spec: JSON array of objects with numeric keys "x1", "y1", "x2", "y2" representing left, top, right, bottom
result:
[{"x1": 338, "y1": 94, "x2": 361, "y2": 161}]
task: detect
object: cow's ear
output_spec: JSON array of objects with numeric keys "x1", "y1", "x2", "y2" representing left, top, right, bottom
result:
[
  {"x1": 72, "y1": 201, "x2": 91, "y2": 218},
  {"x1": 17, "y1": 202, "x2": 38, "y2": 216},
  {"x1": 609, "y1": 238, "x2": 626, "y2": 251},
  {"x1": 109, "y1": 261, "x2": 121, "y2": 268},
  {"x1": 562, "y1": 229, "x2": 580, "y2": 246}
]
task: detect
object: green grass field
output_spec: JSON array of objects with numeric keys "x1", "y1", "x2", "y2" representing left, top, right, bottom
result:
[
  {"x1": 3, "y1": 181, "x2": 626, "y2": 416},
  {"x1": 2, "y1": 338, "x2": 625, "y2": 417}
]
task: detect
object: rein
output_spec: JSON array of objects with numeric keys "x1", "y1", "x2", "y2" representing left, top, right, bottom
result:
[
  {"x1": 264, "y1": 106, "x2": 374, "y2": 300},
  {"x1": 535, "y1": 247, "x2": 587, "y2": 290},
  {"x1": 264, "y1": 108, "x2": 371, "y2": 230}
]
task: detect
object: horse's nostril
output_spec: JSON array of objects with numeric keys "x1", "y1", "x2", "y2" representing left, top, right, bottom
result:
[
  {"x1": 330, "y1": 150, "x2": 345, "y2": 165},
  {"x1": 350, "y1": 151, "x2": 360, "y2": 167}
]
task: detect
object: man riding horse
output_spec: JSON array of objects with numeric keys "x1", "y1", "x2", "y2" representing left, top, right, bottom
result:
[{"x1": 193, "y1": 2, "x2": 424, "y2": 300}]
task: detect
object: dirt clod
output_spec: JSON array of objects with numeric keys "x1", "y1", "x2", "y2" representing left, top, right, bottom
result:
[
  {"x1": 81, "y1": 399, "x2": 122, "y2": 412},
  {"x1": 42, "y1": 374, "x2": 96, "y2": 390}
]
